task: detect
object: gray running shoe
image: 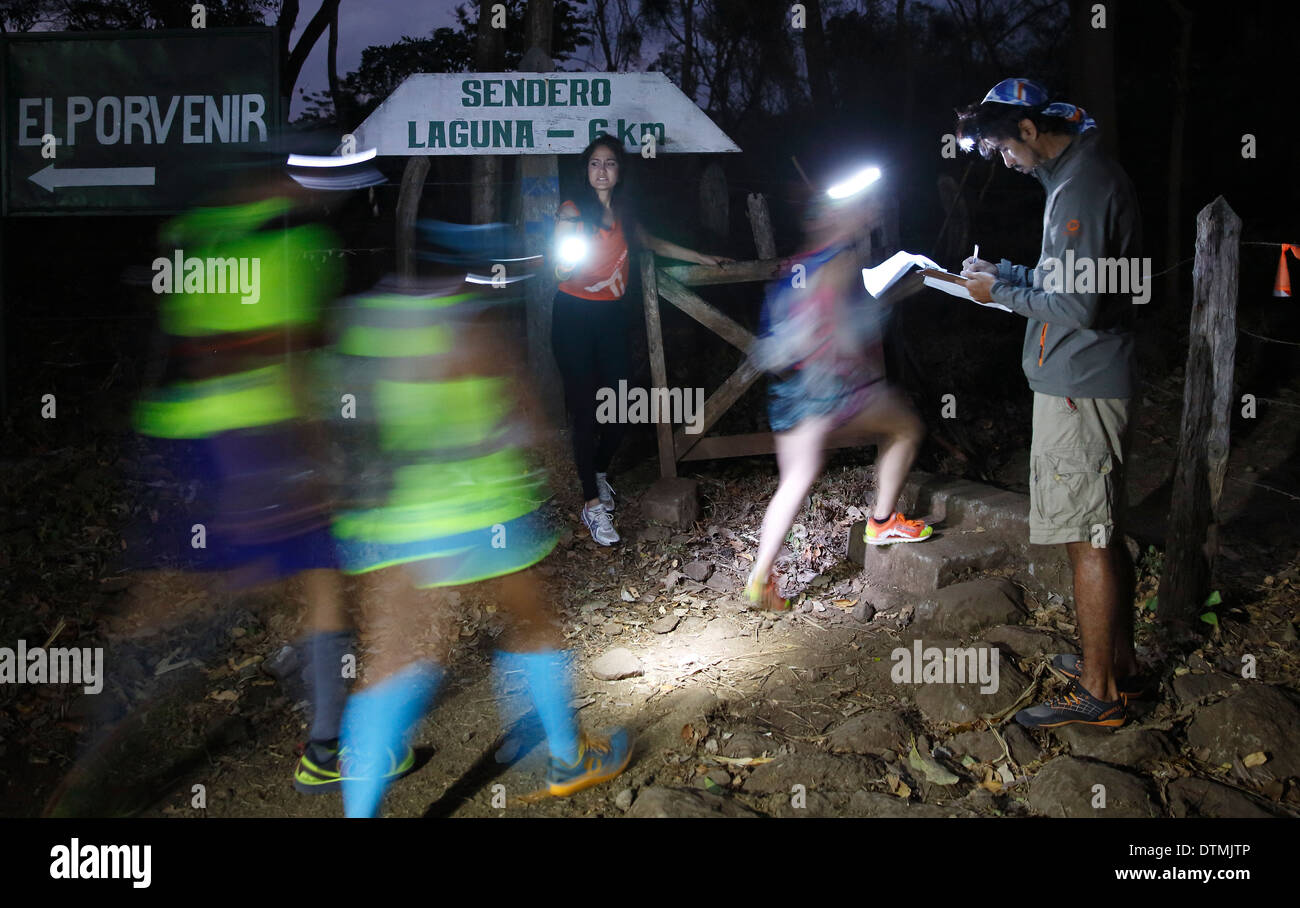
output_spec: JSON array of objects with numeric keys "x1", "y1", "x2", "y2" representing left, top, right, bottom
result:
[{"x1": 581, "y1": 502, "x2": 620, "y2": 546}]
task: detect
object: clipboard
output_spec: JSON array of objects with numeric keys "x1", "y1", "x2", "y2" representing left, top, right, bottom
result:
[{"x1": 919, "y1": 268, "x2": 968, "y2": 286}]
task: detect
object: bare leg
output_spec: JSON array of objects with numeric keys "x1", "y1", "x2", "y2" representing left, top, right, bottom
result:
[
  {"x1": 356, "y1": 566, "x2": 456, "y2": 687},
  {"x1": 1068, "y1": 541, "x2": 1129, "y2": 701},
  {"x1": 752, "y1": 414, "x2": 833, "y2": 583},
  {"x1": 300, "y1": 568, "x2": 348, "y2": 633},
  {"x1": 1112, "y1": 542, "x2": 1138, "y2": 676},
  {"x1": 484, "y1": 566, "x2": 564, "y2": 653},
  {"x1": 842, "y1": 388, "x2": 925, "y2": 520}
]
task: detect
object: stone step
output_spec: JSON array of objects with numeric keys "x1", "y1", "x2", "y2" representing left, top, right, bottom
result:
[
  {"x1": 853, "y1": 472, "x2": 1074, "y2": 606},
  {"x1": 848, "y1": 520, "x2": 1009, "y2": 595},
  {"x1": 896, "y1": 472, "x2": 1031, "y2": 536}
]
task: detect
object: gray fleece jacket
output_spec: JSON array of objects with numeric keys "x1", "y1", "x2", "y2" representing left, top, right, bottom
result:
[{"x1": 990, "y1": 129, "x2": 1140, "y2": 399}]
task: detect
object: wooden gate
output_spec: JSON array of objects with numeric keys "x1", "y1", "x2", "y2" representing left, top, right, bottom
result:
[{"x1": 640, "y1": 192, "x2": 899, "y2": 479}]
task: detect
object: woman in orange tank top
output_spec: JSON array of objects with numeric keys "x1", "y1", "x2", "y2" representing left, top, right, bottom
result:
[{"x1": 552, "y1": 134, "x2": 731, "y2": 546}]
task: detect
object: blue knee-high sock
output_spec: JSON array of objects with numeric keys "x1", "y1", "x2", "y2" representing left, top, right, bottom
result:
[
  {"x1": 507, "y1": 649, "x2": 579, "y2": 765},
  {"x1": 340, "y1": 661, "x2": 442, "y2": 818},
  {"x1": 304, "y1": 630, "x2": 354, "y2": 743}
]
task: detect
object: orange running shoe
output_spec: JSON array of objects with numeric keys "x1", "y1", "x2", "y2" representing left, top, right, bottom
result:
[{"x1": 864, "y1": 512, "x2": 933, "y2": 545}]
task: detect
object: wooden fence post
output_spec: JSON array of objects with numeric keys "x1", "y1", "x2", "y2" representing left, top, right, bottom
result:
[
  {"x1": 746, "y1": 193, "x2": 776, "y2": 260},
  {"x1": 641, "y1": 251, "x2": 676, "y2": 478},
  {"x1": 1158, "y1": 196, "x2": 1240, "y2": 626}
]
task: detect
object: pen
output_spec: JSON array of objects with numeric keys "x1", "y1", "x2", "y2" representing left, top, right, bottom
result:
[{"x1": 973, "y1": 244, "x2": 979, "y2": 262}]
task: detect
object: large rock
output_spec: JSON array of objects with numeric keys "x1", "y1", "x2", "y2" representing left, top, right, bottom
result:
[
  {"x1": 1003, "y1": 724, "x2": 1043, "y2": 765},
  {"x1": 1172, "y1": 672, "x2": 1238, "y2": 707},
  {"x1": 903, "y1": 643, "x2": 1032, "y2": 724},
  {"x1": 588, "y1": 648, "x2": 644, "y2": 681},
  {"x1": 983, "y1": 625, "x2": 1075, "y2": 661},
  {"x1": 641, "y1": 477, "x2": 699, "y2": 529},
  {"x1": 625, "y1": 786, "x2": 761, "y2": 818},
  {"x1": 912, "y1": 578, "x2": 1027, "y2": 637},
  {"x1": 1028, "y1": 756, "x2": 1160, "y2": 817},
  {"x1": 682, "y1": 560, "x2": 712, "y2": 582},
  {"x1": 948, "y1": 729, "x2": 1003, "y2": 763},
  {"x1": 948, "y1": 724, "x2": 1040, "y2": 765},
  {"x1": 719, "y1": 729, "x2": 774, "y2": 758},
  {"x1": 1185, "y1": 685, "x2": 1300, "y2": 780},
  {"x1": 1054, "y1": 725, "x2": 1175, "y2": 768},
  {"x1": 1166, "y1": 778, "x2": 1280, "y2": 819},
  {"x1": 826, "y1": 710, "x2": 911, "y2": 757}
]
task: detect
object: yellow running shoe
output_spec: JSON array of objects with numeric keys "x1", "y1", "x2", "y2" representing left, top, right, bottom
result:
[
  {"x1": 545, "y1": 728, "x2": 632, "y2": 797},
  {"x1": 745, "y1": 572, "x2": 790, "y2": 610}
]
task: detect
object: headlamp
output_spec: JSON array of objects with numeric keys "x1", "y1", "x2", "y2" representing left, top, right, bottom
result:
[{"x1": 826, "y1": 166, "x2": 881, "y2": 200}]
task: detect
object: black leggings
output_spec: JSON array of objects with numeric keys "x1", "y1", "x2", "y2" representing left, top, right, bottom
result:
[{"x1": 551, "y1": 291, "x2": 630, "y2": 501}]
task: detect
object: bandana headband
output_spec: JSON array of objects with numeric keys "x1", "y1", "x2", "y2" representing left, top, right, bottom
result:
[{"x1": 980, "y1": 78, "x2": 1097, "y2": 132}]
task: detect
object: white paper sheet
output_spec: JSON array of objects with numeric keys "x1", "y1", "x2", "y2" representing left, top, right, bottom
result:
[
  {"x1": 862, "y1": 250, "x2": 1013, "y2": 313},
  {"x1": 862, "y1": 250, "x2": 943, "y2": 298}
]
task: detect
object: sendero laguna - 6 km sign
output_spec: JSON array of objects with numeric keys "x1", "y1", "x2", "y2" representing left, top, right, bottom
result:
[
  {"x1": 1, "y1": 28, "x2": 279, "y2": 215},
  {"x1": 349, "y1": 71, "x2": 739, "y2": 155}
]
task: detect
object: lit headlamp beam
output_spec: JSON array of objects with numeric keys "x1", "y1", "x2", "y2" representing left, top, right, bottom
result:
[
  {"x1": 288, "y1": 148, "x2": 379, "y2": 168},
  {"x1": 826, "y1": 166, "x2": 882, "y2": 200},
  {"x1": 465, "y1": 272, "x2": 533, "y2": 285}
]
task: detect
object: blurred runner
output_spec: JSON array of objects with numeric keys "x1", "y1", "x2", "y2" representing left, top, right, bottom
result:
[
  {"x1": 746, "y1": 165, "x2": 932, "y2": 610},
  {"x1": 327, "y1": 222, "x2": 631, "y2": 818},
  {"x1": 124, "y1": 147, "x2": 379, "y2": 799}
]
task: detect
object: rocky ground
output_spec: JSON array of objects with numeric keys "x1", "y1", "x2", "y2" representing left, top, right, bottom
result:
[{"x1": 3, "y1": 351, "x2": 1299, "y2": 819}]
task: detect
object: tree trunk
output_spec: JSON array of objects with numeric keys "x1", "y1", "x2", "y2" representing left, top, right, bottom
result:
[
  {"x1": 681, "y1": 0, "x2": 696, "y2": 101},
  {"x1": 1165, "y1": 1, "x2": 1194, "y2": 309},
  {"x1": 276, "y1": 0, "x2": 299, "y2": 73},
  {"x1": 521, "y1": 0, "x2": 563, "y2": 421},
  {"x1": 1069, "y1": 0, "x2": 1117, "y2": 155},
  {"x1": 804, "y1": 0, "x2": 832, "y2": 114},
  {"x1": 327, "y1": 2, "x2": 345, "y2": 128},
  {"x1": 282, "y1": 0, "x2": 341, "y2": 101},
  {"x1": 698, "y1": 161, "x2": 729, "y2": 241},
  {"x1": 472, "y1": 0, "x2": 505, "y2": 224},
  {"x1": 895, "y1": 0, "x2": 914, "y2": 137}
]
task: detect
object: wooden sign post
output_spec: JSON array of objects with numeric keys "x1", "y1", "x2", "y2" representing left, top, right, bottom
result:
[{"x1": 346, "y1": 69, "x2": 740, "y2": 421}]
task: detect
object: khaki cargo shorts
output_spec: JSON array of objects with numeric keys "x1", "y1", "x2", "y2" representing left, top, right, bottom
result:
[{"x1": 1029, "y1": 393, "x2": 1130, "y2": 546}]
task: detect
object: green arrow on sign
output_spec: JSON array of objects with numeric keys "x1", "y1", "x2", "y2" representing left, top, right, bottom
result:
[{"x1": 28, "y1": 164, "x2": 157, "y2": 192}]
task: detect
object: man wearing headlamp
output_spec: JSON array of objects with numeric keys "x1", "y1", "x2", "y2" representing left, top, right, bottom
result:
[{"x1": 955, "y1": 78, "x2": 1144, "y2": 729}]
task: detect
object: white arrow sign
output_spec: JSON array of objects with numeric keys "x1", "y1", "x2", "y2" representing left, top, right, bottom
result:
[
  {"x1": 28, "y1": 164, "x2": 157, "y2": 192},
  {"x1": 349, "y1": 71, "x2": 740, "y2": 156}
]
